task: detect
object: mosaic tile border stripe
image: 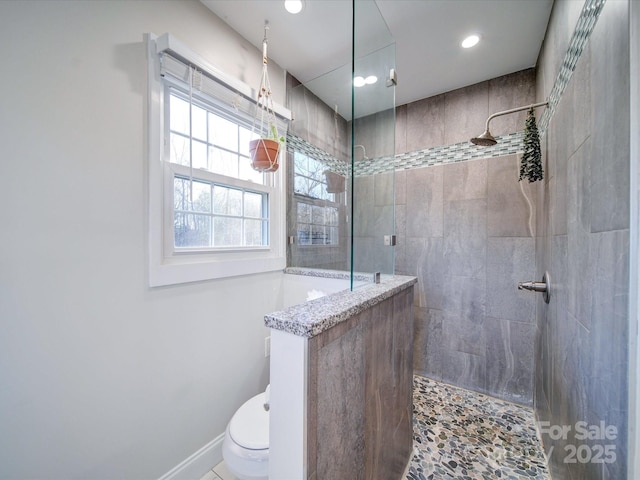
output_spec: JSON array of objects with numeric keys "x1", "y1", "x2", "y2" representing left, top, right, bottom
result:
[
  {"x1": 360, "y1": 132, "x2": 525, "y2": 176},
  {"x1": 538, "y1": 0, "x2": 606, "y2": 134},
  {"x1": 288, "y1": 132, "x2": 525, "y2": 177},
  {"x1": 286, "y1": 134, "x2": 351, "y2": 177}
]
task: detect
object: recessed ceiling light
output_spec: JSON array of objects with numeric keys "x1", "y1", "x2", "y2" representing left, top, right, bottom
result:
[
  {"x1": 284, "y1": 0, "x2": 304, "y2": 14},
  {"x1": 461, "y1": 34, "x2": 480, "y2": 49},
  {"x1": 353, "y1": 76, "x2": 366, "y2": 87},
  {"x1": 364, "y1": 75, "x2": 377, "y2": 85}
]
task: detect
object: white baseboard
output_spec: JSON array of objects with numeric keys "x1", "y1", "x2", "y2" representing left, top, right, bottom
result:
[{"x1": 158, "y1": 433, "x2": 224, "y2": 480}]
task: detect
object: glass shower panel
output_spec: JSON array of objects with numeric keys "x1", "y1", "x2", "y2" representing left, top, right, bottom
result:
[
  {"x1": 351, "y1": 0, "x2": 396, "y2": 279},
  {"x1": 285, "y1": 0, "x2": 396, "y2": 287},
  {"x1": 287, "y1": 62, "x2": 352, "y2": 273}
]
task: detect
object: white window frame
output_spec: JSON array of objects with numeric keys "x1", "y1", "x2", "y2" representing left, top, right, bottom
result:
[{"x1": 146, "y1": 33, "x2": 290, "y2": 287}]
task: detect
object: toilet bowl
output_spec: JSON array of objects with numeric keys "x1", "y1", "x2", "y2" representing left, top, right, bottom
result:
[{"x1": 222, "y1": 386, "x2": 269, "y2": 480}]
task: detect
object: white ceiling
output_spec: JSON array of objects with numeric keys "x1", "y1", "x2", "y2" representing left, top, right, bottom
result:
[{"x1": 201, "y1": 0, "x2": 553, "y2": 119}]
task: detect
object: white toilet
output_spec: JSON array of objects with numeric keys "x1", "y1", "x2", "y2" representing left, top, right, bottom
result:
[{"x1": 222, "y1": 385, "x2": 270, "y2": 480}]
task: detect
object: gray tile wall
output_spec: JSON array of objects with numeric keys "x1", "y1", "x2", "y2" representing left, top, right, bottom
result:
[
  {"x1": 395, "y1": 68, "x2": 539, "y2": 405},
  {"x1": 396, "y1": 69, "x2": 536, "y2": 154},
  {"x1": 399, "y1": 154, "x2": 538, "y2": 405},
  {"x1": 534, "y1": 0, "x2": 630, "y2": 478}
]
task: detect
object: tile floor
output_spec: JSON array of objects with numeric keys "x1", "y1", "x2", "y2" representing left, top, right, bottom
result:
[
  {"x1": 200, "y1": 460, "x2": 237, "y2": 480},
  {"x1": 408, "y1": 375, "x2": 549, "y2": 480},
  {"x1": 201, "y1": 375, "x2": 550, "y2": 480}
]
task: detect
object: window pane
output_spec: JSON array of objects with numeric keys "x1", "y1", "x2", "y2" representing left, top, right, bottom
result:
[
  {"x1": 209, "y1": 146, "x2": 237, "y2": 177},
  {"x1": 239, "y1": 127, "x2": 258, "y2": 156},
  {"x1": 190, "y1": 180, "x2": 211, "y2": 213},
  {"x1": 213, "y1": 186, "x2": 242, "y2": 216},
  {"x1": 244, "y1": 192, "x2": 263, "y2": 218},
  {"x1": 174, "y1": 212, "x2": 211, "y2": 247},
  {"x1": 174, "y1": 178, "x2": 211, "y2": 213},
  {"x1": 209, "y1": 113, "x2": 238, "y2": 151},
  {"x1": 170, "y1": 133, "x2": 189, "y2": 166},
  {"x1": 174, "y1": 177, "x2": 189, "y2": 211},
  {"x1": 239, "y1": 156, "x2": 264, "y2": 184},
  {"x1": 192, "y1": 105, "x2": 207, "y2": 141},
  {"x1": 244, "y1": 219, "x2": 264, "y2": 246},
  {"x1": 214, "y1": 217, "x2": 242, "y2": 246},
  {"x1": 192, "y1": 140, "x2": 208, "y2": 170},
  {"x1": 170, "y1": 95, "x2": 190, "y2": 135}
]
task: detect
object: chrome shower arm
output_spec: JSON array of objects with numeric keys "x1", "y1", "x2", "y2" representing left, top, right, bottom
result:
[{"x1": 483, "y1": 101, "x2": 549, "y2": 132}]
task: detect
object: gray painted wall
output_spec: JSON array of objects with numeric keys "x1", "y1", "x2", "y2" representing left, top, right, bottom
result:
[
  {"x1": 534, "y1": 0, "x2": 631, "y2": 478},
  {"x1": 0, "y1": 1, "x2": 286, "y2": 478},
  {"x1": 395, "y1": 69, "x2": 540, "y2": 405}
]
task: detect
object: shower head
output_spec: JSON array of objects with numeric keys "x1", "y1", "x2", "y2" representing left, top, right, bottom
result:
[
  {"x1": 470, "y1": 129, "x2": 497, "y2": 146},
  {"x1": 354, "y1": 144, "x2": 369, "y2": 160},
  {"x1": 470, "y1": 100, "x2": 549, "y2": 147}
]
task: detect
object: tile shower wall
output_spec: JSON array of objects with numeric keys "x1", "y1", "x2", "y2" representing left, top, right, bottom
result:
[
  {"x1": 534, "y1": 0, "x2": 630, "y2": 478},
  {"x1": 394, "y1": 69, "x2": 539, "y2": 405}
]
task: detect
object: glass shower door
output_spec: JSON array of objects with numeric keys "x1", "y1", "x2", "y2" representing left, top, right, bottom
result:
[{"x1": 350, "y1": 0, "x2": 397, "y2": 280}]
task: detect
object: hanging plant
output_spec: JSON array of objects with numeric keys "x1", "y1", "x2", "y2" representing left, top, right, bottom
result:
[
  {"x1": 519, "y1": 107, "x2": 543, "y2": 182},
  {"x1": 250, "y1": 22, "x2": 283, "y2": 173}
]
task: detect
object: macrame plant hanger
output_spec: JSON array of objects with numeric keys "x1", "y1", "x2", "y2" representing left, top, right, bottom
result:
[{"x1": 249, "y1": 21, "x2": 281, "y2": 173}]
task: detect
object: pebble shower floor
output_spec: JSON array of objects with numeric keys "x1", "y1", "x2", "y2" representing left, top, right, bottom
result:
[{"x1": 407, "y1": 375, "x2": 550, "y2": 480}]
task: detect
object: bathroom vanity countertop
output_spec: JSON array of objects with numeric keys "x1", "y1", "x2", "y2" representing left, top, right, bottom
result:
[{"x1": 264, "y1": 273, "x2": 417, "y2": 338}]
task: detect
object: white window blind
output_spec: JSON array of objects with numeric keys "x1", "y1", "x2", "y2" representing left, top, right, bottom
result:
[{"x1": 158, "y1": 37, "x2": 289, "y2": 137}]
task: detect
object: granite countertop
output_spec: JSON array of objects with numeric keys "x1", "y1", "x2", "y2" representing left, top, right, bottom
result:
[
  {"x1": 283, "y1": 267, "x2": 375, "y2": 283},
  {"x1": 264, "y1": 271, "x2": 417, "y2": 338}
]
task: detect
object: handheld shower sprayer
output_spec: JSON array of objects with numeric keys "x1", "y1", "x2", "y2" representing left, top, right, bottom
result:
[{"x1": 470, "y1": 101, "x2": 549, "y2": 146}]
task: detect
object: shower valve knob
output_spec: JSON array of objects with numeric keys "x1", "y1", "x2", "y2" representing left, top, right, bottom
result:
[
  {"x1": 517, "y1": 281, "x2": 546, "y2": 292},
  {"x1": 517, "y1": 272, "x2": 551, "y2": 304}
]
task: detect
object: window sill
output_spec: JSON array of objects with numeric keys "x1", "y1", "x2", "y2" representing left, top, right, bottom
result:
[{"x1": 149, "y1": 254, "x2": 285, "y2": 287}]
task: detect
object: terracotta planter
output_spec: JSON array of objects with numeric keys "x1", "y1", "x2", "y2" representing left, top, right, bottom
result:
[
  {"x1": 324, "y1": 170, "x2": 345, "y2": 193},
  {"x1": 249, "y1": 138, "x2": 280, "y2": 172}
]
